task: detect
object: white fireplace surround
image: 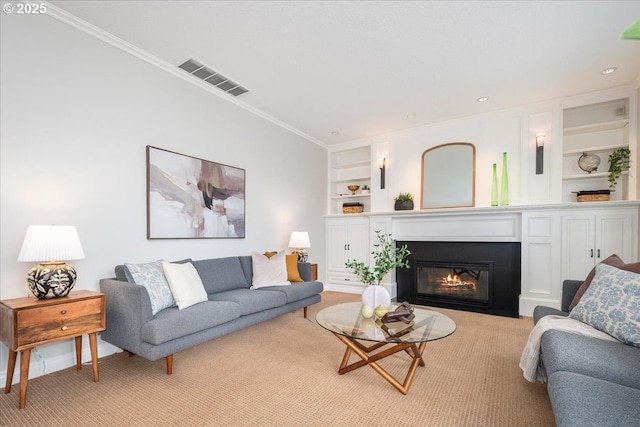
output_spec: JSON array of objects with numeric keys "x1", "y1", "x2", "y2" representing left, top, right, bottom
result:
[{"x1": 326, "y1": 201, "x2": 639, "y2": 317}]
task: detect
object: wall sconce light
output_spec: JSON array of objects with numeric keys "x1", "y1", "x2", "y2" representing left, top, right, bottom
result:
[
  {"x1": 379, "y1": 158, "x2": 386, "y2": 189},
  {"x1": 535, "y1": 134, "x2": 545, "y2": 174}
]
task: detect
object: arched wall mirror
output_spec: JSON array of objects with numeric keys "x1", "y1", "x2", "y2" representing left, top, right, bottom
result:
[{"x1": 421, "y1": 142, "x2": 476, "y2": 209}]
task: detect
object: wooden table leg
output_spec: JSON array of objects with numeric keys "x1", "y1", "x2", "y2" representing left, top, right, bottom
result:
[
  {"x1": 75, "y1": 336, "x2": 83, "y2": 370},
  {"x1": 333, "y1": 333, "x2": 427, "y2": 395},
  {"x1": 4, "y1": 350, "x2": 17, "y2": 393},
  {"x1": 18, "y1": 349, "x2": 31, "y2": 409},
  {"x1": 88, "y1": 333, "x2": 99, "y2": 382}
]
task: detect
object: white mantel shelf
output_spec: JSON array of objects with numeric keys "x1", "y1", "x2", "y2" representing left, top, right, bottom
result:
[{"x1": 325, "y1": 200, "x2": 640, "y2": 219}]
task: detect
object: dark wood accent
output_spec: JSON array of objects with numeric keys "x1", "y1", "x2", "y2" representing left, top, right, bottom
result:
[
  {"x1": 311, "y1": 264, "x2": 318, "y2": 281},
  {"x1": 166, "y1": 355, "x2": 173, "y2": 375},
  {"x1": 0, "y1": 290, "x2": 106, "y2": 409}
]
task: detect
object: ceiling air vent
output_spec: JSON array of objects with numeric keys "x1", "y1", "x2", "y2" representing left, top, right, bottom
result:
[{"x1": 178, "y1": 59, "x2": 249, "y2": 97}]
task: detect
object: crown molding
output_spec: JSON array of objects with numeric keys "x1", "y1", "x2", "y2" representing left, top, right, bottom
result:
[{"x1": 43, "y1": 2, "x2": 328, "y2": 149}]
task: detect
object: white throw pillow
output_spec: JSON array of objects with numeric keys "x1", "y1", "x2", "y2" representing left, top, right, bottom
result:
[
  {"x1": 162, "y1": 262, "x2": 208, "y2": 310},
  {"x1": 251, "y1": 251, "x2": 291, "y2": 289}
]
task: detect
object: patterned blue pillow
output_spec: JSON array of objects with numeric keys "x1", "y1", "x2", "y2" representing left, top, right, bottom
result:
[
  {"x1": 570, "y1": 263, "x2": 640, "y2": 347},
  {"x1": 125, "y1": 260, "x2": 175, "y2": 315}
]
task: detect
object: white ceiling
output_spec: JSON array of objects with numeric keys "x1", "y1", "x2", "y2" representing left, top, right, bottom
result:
[{"x1": 50, "y1": 1, "x2": 640, "y2": 146}]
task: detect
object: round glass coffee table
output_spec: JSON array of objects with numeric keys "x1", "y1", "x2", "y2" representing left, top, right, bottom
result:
[{"x1": 316, "y1": 301, "x2": 456, "y2": 394}]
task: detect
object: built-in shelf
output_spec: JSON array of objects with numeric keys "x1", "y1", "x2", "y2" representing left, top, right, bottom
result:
[
  {"x1": 333, "y1": 175, "x2": 370, "y2": 184},
  {"x1": 331, "y1": 160, "x2": 370, "y2": 169},
  {"x1": 331, "y1": 194, "x2": 371, "y2": 200},
  {"x1": 563, "y1": 143, "x2": 628, "y2": 156},
  {"x1": 563, "y1": 119, "x2": 628, "y2": 136},
  {"x1": 564, "y1": 171, "x2": 627, "y2": 181}
]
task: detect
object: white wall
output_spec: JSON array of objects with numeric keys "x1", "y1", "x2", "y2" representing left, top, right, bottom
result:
[{"x1": 0, "y1": 12, "x2": 326, "y2": 382}]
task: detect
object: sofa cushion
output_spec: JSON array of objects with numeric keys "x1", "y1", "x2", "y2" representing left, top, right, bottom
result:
[
  {"x1": 569, "y1": 254, "x2": 640, "y2": 310},
  {"x1": 547, "y1": 371, "x2": 640, "y2": 427},
  {"x1": 208, "y1": 288, "x2": 287, "y2": 316},
  {"x1": 541, "y1": 329, "x2": 640, "y2": 389},
  {"x1": 251, "y1": 251, "x2": 290, "y2": 289},
  {"x1": 115, "y1": 258, "x2": 192, "y2": 283},
  {"x1": 124, "y1": 260, "x2": 175, "y2": 315},
  {"x1": 569, "y1": 263, "x2": 640, "y2": 347},
  {"x1": 162, "y1": 262, "x2": 208, "y2": 310},
  {"x1": 141, "y1": 300, "x2": 241, "y2": 345},
  {"x1": 260, "y1": 281, "x2": 324, "y2": 304},
  {"x1": 191, "y1": 257, "x2": 249, "y2": 294}
]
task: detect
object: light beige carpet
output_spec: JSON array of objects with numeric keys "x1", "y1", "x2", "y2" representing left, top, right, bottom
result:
[{"x1": 1, "y1": 292, "x2": 554, "y2": 427}]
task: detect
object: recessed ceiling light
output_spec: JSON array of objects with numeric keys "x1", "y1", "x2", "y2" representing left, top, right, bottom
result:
[
  {"x1": 601, "y1": 67, "x2": 617, "y2": 75},
  {"x1": 407, "y1": 114, "x2": 416, "y2": 119},
  {"x1": 331, "y1": 131, "x2": 340, "y2": 136},
  {"x1": 477, "y1": 97, "x2": 488, "y2": 102}
]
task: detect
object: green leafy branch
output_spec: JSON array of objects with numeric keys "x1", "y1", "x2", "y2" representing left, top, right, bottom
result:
[
  {"x1": 608, "y1": 147, "x2": 631, "y2": 188},
  {"x1": 345, "y1": 230, "x2": 411, "y2": 286}
]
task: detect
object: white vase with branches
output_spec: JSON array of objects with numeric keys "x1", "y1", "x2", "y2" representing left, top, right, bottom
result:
[{"x1": 345, "y1": 230, "x2": 411, "y2": 311}]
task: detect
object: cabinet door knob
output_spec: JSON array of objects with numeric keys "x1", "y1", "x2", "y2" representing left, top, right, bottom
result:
[
  {"x1": 61, "y1": 325, "x2": 68, "y2": 331},
  {"x1": 590, "y1": 249, "x2": 594, "y2": 258},
  {"x1": 597, "y1": 249, "x2": 601, "y2": 258},
  {"x1": 60, "y1": 310, "x2": 67, "y2": 315}
]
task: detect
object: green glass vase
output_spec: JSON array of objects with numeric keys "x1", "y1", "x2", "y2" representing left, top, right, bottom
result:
[
  {"x1": 491, "y1": 163, "x2": 498, "y2": 206},
  {"x1": 500, "y1": 152, "x2": 509, "y2": 206}
]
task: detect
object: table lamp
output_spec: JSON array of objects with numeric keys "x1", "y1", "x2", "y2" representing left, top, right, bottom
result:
[
  {"x1": 18, "y1": 225, "x2": 86, "y2": 299},
  {"x1": 288, "y1": 231, "x2": 310, "y2": 263}
]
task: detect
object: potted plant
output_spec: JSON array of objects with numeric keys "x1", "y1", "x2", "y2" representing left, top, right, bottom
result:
[
  {"x1": 345, "y1": 231, "x2": 411, "y2": 311},
  {"x1": 608, "y1": 147, "x2": 631, "y2": 188},
  {"x1": 361, "y1": 185, "x2": 370, "y2": 195},
  {"x1": 394, "y1": 192, "x2": 414, "y2": 210}
]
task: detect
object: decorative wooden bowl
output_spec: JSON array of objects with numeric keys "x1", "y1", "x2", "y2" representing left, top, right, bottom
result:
[{"x1": 347, "y1": 185, "x2": 360, "y2": 195}]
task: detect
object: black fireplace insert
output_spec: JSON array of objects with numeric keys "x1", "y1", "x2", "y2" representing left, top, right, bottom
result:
[{"x1": 396, "y1": 241, "x2": 521, "y2": 317}]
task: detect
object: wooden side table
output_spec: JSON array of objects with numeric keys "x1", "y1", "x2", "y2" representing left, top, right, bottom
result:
[
  {"x1": 0, "y1": 290, "x2": 106, "y2": 409},
  {"x1": 311, "y1": 263, "x2": 318, "y2": 281}
]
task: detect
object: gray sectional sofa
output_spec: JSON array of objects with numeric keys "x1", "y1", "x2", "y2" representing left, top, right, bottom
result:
[
  {"x1": 532, "y1": 280, "x2": 640, "y2": 427},
  {"x1": 99, "y1": 255, "x2": 323, "y2": 374}
]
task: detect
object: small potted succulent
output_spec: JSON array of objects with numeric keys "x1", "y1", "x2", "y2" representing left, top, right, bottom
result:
[
  {"x1": 361, "y1": 185, "x2": 370, "y2": 195},
  {"x1": 394, "y1": 192, "x2": 414, "y2": 210}
]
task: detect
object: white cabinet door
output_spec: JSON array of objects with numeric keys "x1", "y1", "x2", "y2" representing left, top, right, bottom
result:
[
  {"x1": 325, "y1": 217, "x2": 370, "y2": 288},
  {"x1": 562, "y1": 210, "x2": 637, "y2": 280},
  {"x1": 562, "y1": 215, "x2": 596, "y2": 280},
  {"x1": 595, "y1": 213, "x2": 635, "y2": 263}
]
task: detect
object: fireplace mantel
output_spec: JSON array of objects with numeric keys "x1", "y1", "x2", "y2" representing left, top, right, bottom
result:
[{"x1": 325, "y1": 201, "x2": 640, "y2": 316}]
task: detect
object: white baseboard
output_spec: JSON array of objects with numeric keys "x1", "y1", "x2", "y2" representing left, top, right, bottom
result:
[
  {"x1": 323, "y1": 283, "x2": 397, "y2": 300},
  {"x1": 519, "y1": 296, "x2": 561, "y2": 317},
  {"x1": 0, "y1": 339, "x2": 121, "y2": 386}
]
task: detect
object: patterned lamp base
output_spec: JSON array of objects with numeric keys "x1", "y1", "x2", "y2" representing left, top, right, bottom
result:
[
  {"x1": 27, "y1": 262, "x2": 77, "y2": 299},
  {"x1": 292, "y1": 249, "x2": 308, "y2": 263}
]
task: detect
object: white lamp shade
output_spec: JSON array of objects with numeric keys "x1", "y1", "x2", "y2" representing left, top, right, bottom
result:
[
  {"x1": 288, "y1": 231, "x2": 311, "y2": 249},
  {"x1": 18, "y1": 225, "x2": 86, "y2": 262}
]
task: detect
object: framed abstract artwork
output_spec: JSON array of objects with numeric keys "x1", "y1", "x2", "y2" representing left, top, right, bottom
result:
[{"x1": 146, "y1": 146, "x2": 245, "y2": 239}]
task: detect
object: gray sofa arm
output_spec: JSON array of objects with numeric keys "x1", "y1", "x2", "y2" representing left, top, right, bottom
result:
[
  {"x1": 561, "y1": 279, "x2": 583, "y2": 312},
  {"x1": 298, "y1": 262, "x2": 312, "y2": 281},
  {"x1": 99, "y1": 278, "x2": 154, "y2": 354}
]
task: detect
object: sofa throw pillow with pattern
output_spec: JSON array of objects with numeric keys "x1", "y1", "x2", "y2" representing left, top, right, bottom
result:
[
  {"x1": 568, "y1": 254, "x2": 640, "y2": 311},
  {"x1": 125, "y1": 260, "x2": 175, "y2": 315},
  {"x1": 569, "y1": 263, "x2": 640, "y2": 347},
  {"x1": 251, "y1": 251, "x2": 290, "y2": 289}
]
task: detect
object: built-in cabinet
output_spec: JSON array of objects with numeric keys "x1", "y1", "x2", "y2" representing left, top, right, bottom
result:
[
  {"x1": 325, "y1": 216, "x2": 370, "y2": 289},
  {"x1": 561, "y1": 211, "x2": 636, "y2": 280},
  {"x1": 329, "y1": 145, "x2": 371, "y2": 214},
  {"x1": 562, "y1": 98, "x2": 630, "y2": 202}
]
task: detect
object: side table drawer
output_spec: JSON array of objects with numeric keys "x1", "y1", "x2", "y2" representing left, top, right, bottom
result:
[{"x1": 16, "y1": 298, "x2": 104, "y2": 348}]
